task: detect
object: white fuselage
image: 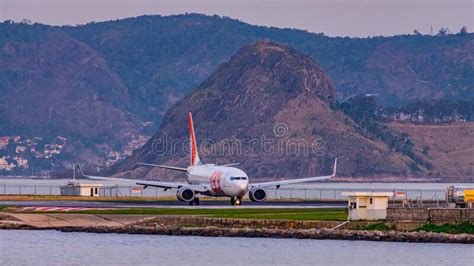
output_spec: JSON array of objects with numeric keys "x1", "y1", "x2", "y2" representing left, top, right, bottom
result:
[{"x1": 186, "y1": 164, "x2": 249, "y2": 197}]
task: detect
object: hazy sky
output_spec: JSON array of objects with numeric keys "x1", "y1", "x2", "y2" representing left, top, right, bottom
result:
[{"x1": 0, "y1": 0, "x2": 472, "y2": 37}]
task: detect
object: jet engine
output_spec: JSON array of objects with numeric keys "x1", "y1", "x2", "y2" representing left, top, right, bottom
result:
[
  {"x1": 176, "y1": 187, "x2": 195, "y2": 202},
  {"x1": 249, "y1": 187, "x2": 267, "y2": 202}
]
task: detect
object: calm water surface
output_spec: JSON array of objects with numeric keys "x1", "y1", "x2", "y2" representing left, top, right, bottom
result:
[{"x1": 0, "y1": 230, "x2": 472, "y2": 265}]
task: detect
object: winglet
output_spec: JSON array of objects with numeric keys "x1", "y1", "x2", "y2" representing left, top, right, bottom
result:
[
  {"x1": 332, "y1": 158, "x2": 337, "y2": 177},
  {"x1": 75, "y1": 162, "x2": 85, "y2": 177}
]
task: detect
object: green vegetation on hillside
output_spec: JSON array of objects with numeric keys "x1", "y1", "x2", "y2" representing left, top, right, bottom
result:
[
  {"x1": 337, "y1": 95, "x2": 474, "y2": 174},
  {"x1": 339, "y1": 95, "x2": 431, "y2": 172}
]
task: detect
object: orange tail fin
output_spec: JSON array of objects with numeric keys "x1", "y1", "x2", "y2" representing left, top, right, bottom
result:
[{"x1": 188, "y1": 112, "x2": 201, "y2": 166}]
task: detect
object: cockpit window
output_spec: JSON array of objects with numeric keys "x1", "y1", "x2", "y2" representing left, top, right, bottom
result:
[{"x1": 230, "y1": 177, "x2": 247, "y2": 181}]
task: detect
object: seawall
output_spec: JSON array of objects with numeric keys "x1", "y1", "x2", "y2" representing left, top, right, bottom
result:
[
  {"x1": 0, "y1": 213, "x2": 472, "y2": 244},
  {"x1": 386, "y1": 208, "x2": 474, "y2": 230}
]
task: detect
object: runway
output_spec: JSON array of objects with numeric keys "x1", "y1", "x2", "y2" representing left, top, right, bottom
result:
[{"x1": 0, "y1": 200, "x2": 346, "y2": 209}]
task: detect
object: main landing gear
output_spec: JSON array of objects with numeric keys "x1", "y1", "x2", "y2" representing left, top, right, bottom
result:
[
  {"x1": 230, "y1": 196, "x2": 243, "y2": 206},
  {"x1": 189, "y1": 198, "x2": 200, "y2": 206}
]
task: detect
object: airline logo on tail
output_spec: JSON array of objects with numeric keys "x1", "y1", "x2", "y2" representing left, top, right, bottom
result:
[{"x1": 188, "y1": 112, "x2": 201, "y2": 166}]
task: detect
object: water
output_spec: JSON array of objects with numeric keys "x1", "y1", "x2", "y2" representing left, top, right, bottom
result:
[{"x1": 0, "y1": 230, "x2": 472, "y2": 265}]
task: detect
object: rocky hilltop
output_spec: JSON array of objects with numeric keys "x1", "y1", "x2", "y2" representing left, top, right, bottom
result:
[{"x1": 114, "y1": 41, "x2": 417, "y2": 180}]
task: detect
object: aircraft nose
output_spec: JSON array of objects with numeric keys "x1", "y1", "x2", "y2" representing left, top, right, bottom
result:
[{"x1": 237, "y1": 181, "x2": 248, "y2": 194}]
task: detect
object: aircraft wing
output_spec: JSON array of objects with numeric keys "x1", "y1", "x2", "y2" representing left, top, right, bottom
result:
[
  {"x1": 249, "y1": 158, "x2": 337, "y2": 189},
  {"x1": 77, "y1": 165, "x2": 208, "y2": 192},
  {"x1": 136, "y1": 163, "x2": 187, "y2": 172}
]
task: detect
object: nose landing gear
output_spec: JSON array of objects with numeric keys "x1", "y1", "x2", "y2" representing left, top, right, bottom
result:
[
  {"x1": 230, "y1": 196, "x2": 242, "y2": 206},
  {"x1": 189, "y1": 197, "x2": 200, "y2": 205}
]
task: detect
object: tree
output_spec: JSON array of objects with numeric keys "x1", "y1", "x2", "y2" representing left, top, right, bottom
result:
[
  {"x1": 459, "y1": 26, "x2": 468, "y2": 35},
  {"x1": 413, "y1": 29, "x2": 421, "y2": 35},
  {"x1": 437, "y1": 28, "x2": 448, "y2": 36}
]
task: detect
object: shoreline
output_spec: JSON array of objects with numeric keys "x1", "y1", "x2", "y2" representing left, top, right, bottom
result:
[
  {"x1": 1, "y1": 224, "x2": 472, "y2": 244},
  {"x1": 0, "y1": 213, "x2": 472, "y2": 244}
]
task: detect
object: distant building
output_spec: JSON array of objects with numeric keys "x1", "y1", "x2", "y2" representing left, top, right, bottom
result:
[
  {"x1": 0, "y1": 137, "x2": 9, "y2": 150},
  {"x1": 343, "y1": 192, "x2": 394, "y2": 220},
  {"x1": 0, "y1": 156, "x2": 16, "y2": 171},
  {"x1": 13, "y1": 157, "x2": 29, "y2": 169},
  {"x1": 15, "y1": 146, "x2": 26, "y2": 153},
  {"x1": 60, "y1": 182, "x2": 102, "y2": 197}
]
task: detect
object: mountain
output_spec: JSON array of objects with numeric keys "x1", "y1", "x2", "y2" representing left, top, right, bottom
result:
[
  {"x1": 0, "y1": 23, "x2": 145, "y2": 171},
  {"x1": 64, "y1": 14, "x2": 473, "y2": 109},
  {"x1": 0, "y1": 14, "x2": 472, "y2": 174},
  {"x1": 388, "y1": 122, "x2": 474, "y2": 181},
  {"x1": 113, "y1": 41, "x2": 419, "y2": 180}
]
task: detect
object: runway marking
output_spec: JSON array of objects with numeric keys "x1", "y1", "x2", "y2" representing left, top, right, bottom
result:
[{"x1": 19, "y1": 207, "x2": 116, "y2": 212}]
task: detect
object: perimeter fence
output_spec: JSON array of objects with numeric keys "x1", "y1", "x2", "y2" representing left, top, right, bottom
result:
[{"x1": 0, "y1": 183, "x2": 447, "y2": 202}]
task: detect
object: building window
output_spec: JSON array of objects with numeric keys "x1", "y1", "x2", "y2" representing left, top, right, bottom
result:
[
  {"x1": 369, "y1": 198, "x2": 373, "y2": 204},
  {"x1": 95, "y1": 188, "x2": 98, "y2": 195}
]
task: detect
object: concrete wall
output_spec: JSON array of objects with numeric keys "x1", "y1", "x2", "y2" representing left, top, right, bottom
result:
[
  {"x1": 138, "y1": 216, "x2": 376, "y2": 230},
  {"x1": 387, "y1": 208, "x2": 474, "y2": 224},
  {"x1": 137, "y1": 211, "x2": 472, "y2": 232}
]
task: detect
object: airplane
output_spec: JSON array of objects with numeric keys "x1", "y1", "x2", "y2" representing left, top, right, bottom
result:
[{"x1": 78, "y1": 112, "x2": 337, "y2": 206}]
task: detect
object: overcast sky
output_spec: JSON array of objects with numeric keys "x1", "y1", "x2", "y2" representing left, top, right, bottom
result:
[{"x1": 0, "y1": 0, "x2": 472, "y2": 37}]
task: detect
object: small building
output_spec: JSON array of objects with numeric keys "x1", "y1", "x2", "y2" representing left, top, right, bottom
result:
[
  {"x1": 60, "y1": 181, "x2": 102, "y2": 197},
  {"x1": 466, "y1": 190, "x2": 474, "y2": 209},
  {"x1": 342, "y1": 192, "x2": 394, "y2": 220},
  {"x1": 446, "y1": 186, "x2": 474, "y2": 208}
]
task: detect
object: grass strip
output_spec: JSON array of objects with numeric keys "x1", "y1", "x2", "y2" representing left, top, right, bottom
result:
[
  {"x1": 9, "y1": 207, "x2": 347, "y2": 221},
  {"x1": 417, "y1": 222, "x2": 474, "y2": 234},
  {"x1": 361, "y1": 223, "x2": 394, "y2": 231}
]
